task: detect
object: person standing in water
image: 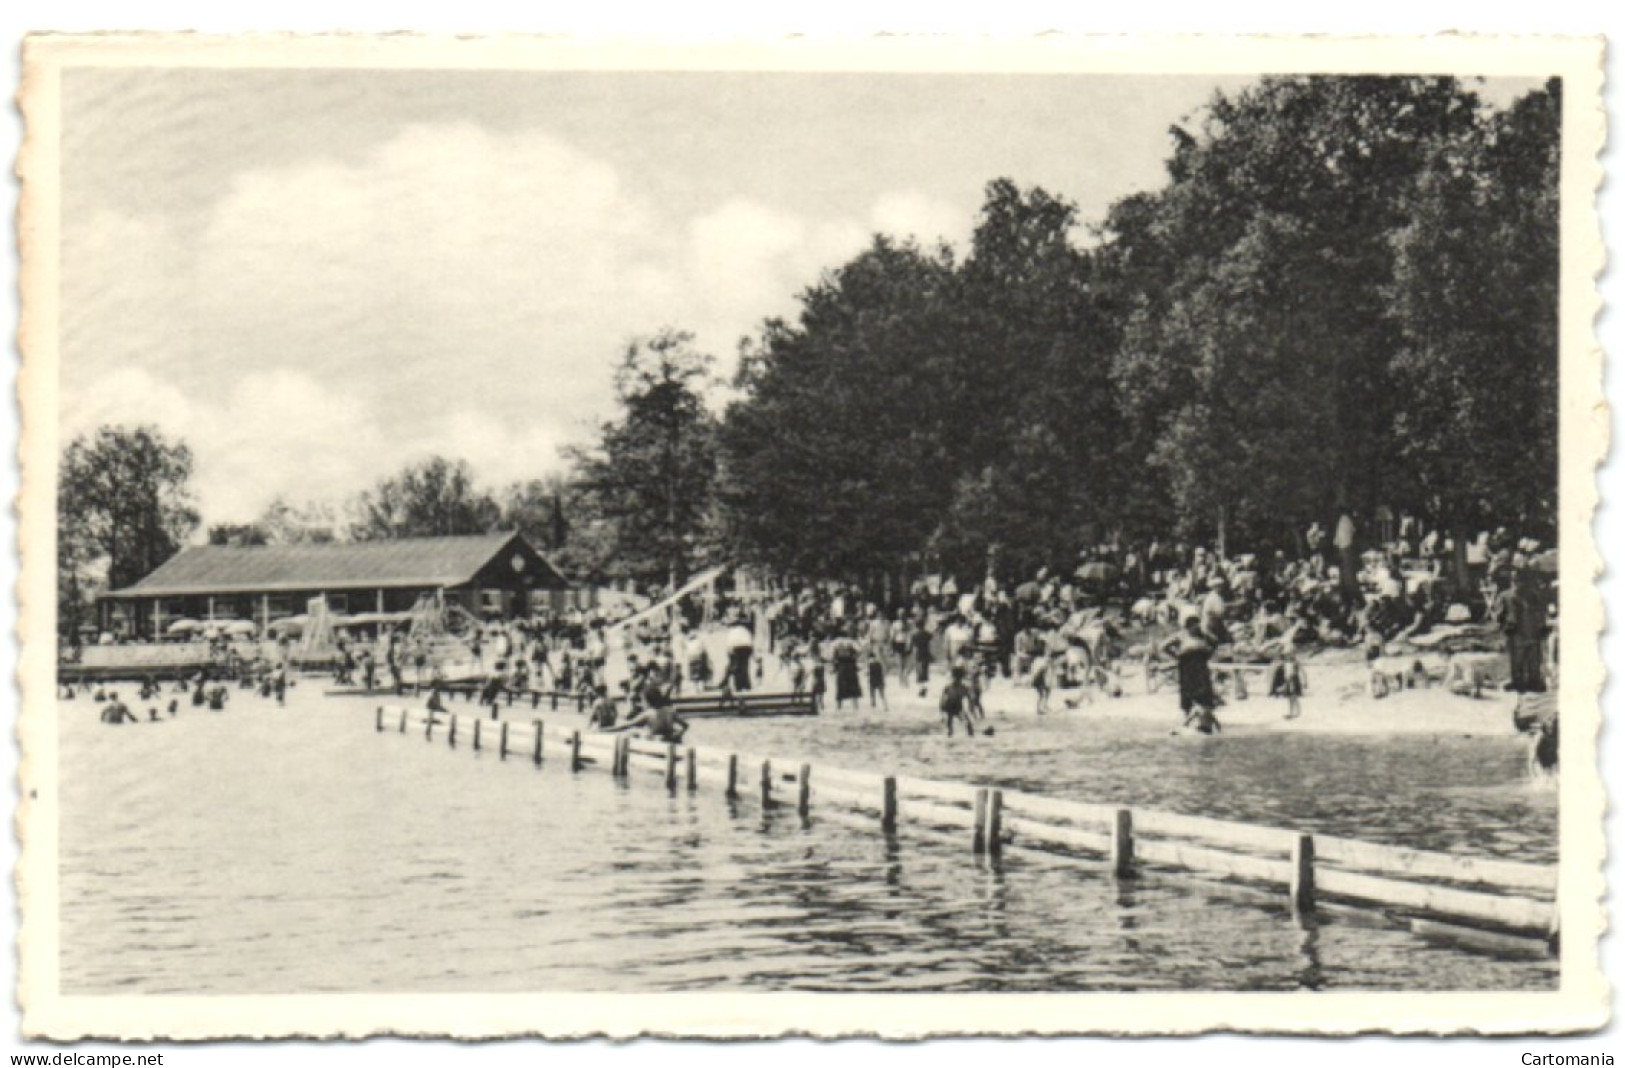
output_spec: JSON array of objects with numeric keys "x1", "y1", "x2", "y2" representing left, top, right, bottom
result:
[
  {"x1": 831, "y1": 627, "x2": 863, "y2": 711},
  {"x1": 909, "y1": 616, "x2": 934, "y2": 696},
  {"x1": 938, "y1": 668, "x2": 976, "y2": 739},
  {"x1": 866, "y1": 644, "x2": 889, "y2": 711},
  {"x1": 1163, "y1": 614, "x2": 1221, "y2": 734},
  {"x1": 100, "y1": 693, "x2": 137, "y2": 724}
]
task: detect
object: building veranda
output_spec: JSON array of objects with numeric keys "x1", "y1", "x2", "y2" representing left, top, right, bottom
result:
[{"x1": 99, "y1": 531, "x2": 571, "y2": 640}]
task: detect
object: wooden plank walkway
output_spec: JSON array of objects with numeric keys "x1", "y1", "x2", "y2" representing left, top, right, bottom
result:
[{"x1": 374, "y1": 704, "x2": 1559, "y2": 953}]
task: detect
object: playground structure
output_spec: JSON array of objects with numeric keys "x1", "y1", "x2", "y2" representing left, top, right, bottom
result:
[{"x1": 293, "y1": 592, "x2": 485, "y2": 676}]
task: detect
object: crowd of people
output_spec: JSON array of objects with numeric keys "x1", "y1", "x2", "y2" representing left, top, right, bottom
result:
[{"x1": 125, "y1": 514, "x2": 1543, "y2": 742}]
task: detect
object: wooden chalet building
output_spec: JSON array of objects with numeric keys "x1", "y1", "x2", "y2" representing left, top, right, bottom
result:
[{"x1": 99, "y1": 531, "x2": 571, "y2": 639}]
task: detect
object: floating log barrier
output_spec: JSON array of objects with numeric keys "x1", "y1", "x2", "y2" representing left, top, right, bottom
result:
[{"x1": 378, "y1": 706, "x2": 1559, "y2": 950}]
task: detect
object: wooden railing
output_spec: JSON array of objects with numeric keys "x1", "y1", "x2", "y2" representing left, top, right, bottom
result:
[{"x1": 375, "y1": 704, "x2": 1558, "y2": 952}]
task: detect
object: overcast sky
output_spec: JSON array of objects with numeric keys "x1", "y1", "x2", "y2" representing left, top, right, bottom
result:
[{"x1": 58, "y1": 68, "x2": 1537, "y2": 529}]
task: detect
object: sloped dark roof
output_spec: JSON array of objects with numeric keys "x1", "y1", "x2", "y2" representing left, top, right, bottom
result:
[{"x1": 107, "y1": 532, "x2": 569, "y2": 597}]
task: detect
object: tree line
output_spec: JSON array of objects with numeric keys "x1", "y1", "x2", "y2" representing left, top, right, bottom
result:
[{"x1": 58, "y1": 75, "x2": 1560, "y2": 633}]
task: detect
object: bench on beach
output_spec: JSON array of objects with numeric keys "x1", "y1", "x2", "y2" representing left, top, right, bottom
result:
[
  {"x1": 59, "y1": 662, "x2": 212, "y2": 687},
  {"x1": 665, "y1": 690, "x2": 816, "y2": 719}
]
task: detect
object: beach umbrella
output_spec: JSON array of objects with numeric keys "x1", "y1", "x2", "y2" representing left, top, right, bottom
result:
[
  {"x1": 224, "y1": 620, "x2": 258, "y2": 637},
  {"x1": 166, "y1": 618, "x2": 201, "y2": 635},
  {"x1": 1014, "y1": 581, "x2": 1041, "y2": 603},
  {"x1": 1445, "y1": 604, "x2": 1474, "y2": 623}
]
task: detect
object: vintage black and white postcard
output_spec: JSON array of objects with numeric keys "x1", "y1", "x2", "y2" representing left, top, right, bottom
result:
[{"x1": 14, "y1": 33, "x2": 1608, "y2": 1038}]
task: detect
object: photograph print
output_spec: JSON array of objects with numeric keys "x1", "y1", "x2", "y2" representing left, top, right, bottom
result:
[{"x1": 16, "y1": 34, "x2": 1607, "y2": 1038}]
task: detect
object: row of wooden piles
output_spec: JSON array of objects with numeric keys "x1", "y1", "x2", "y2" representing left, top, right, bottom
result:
[{"x1": 377, "y1": 704, "x2": 1559, "y2": 956}]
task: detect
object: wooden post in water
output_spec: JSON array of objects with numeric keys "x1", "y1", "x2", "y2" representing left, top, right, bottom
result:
[
  {"x1": 984, "y1": 789, "x2": 1004, "y2": 858},
  {"x1": 1110, "y1": 809, "x2": 1135, "y2": 878},
  {"x1": 972, "y1": 789, "x2": 990, "y2": 853},
  {"x1": 426, "y1": 712, "x2": 436, "y2": 741},
  {"x1": 665, "y1": 744, "x2": 679, "y2": 793},
  {"x1": 448, "y1": 715, "x2": 457, "y2": 747},
  {"x1": 533, "y1": 721, "x2": 544, "y2": 766},
  {"x1": 881, "y1": 777, "x2": 898, "y2": 833},
  {"x1": 797, "y1": 764, "x2": 811, "y2": 818},
  {"x1": 399, "y1": 708, "x2": 407, "y2": 733},
  {"x1": 473, "y1": 718, "x2": 482, "y2": 752},
  {"x1": 570, "y1": 730, "x2": 582, "y2": 772},
  {"x1": 725, "y1": 754, "x2": 739, "y2": 799},
  {"x1": 1290, "y1": 834, "x2": 1316, "y2": 914},
  {"x1": 376, "y1": 706, "x2": 383, "y2": 732},
  {"x1": 499, "y1": 721, "x2": 509, "y2": 760},
  {"x1": 550, "y1": 691, "x2": 558, "y2": 711},
  {"x1": 760, "y1": 760, "x2": 773, "y2": 808},
  {"x1": 685, "y1": 748, "x2": 697, "y2": 791}
]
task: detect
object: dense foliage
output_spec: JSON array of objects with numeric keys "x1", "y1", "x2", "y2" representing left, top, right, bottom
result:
[
  {"x1": 63, "y1": 76, "x2": 1561, "y2": 598},
  {"x1": 717, "y1": 75, "x2": 1561, "y2": 582},
  {"x1": 58, "y1": 425, "x2": 200, "y2": 637}
]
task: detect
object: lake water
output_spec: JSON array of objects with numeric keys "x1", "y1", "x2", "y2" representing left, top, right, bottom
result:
[{"x1": 58, "y1": 686, "x2": 1557, "y2": 994}]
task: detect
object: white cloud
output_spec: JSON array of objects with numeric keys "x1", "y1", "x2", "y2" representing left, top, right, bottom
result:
[
  {"x1": 870, "y1": 191, "x2": 972, "y2": 250},
  {"x1": 61, "y1": 122, "x2": 972, "y2": 527}
]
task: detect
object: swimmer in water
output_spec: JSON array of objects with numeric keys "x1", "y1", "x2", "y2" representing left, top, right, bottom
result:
[{"x1": 100, "y1": 694, "x2": 136, "y2": 725}]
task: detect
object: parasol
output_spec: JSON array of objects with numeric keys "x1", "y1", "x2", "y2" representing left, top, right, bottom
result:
[
  {"x1": 1075, "y1": 562, "x2": 1119, "y2": 583},
  {"x1": 166, "y1": 618, "x2": 201, "y2": 635}
]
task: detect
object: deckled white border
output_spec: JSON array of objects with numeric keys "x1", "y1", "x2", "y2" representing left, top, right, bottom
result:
[{"x1": 14, "y1": 32, "x2": 1609, "y2": 1038}]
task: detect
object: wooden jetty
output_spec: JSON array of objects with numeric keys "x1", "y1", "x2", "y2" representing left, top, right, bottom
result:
[
  {"x1": 374, "y1": 703, "x2": 1559, "y2": 954},
  {"x1": 361, "y1": 683, "x2": 816, "y2": 719}
]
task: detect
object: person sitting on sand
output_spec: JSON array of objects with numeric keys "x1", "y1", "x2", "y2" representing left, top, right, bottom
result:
[
  {"x1": 167, "y1": 699, "x2": 178, "y2": 717},
  {"x1": 1163, "y1": 614, "x2": 1221, "y2": 734},
  {"x1": 939, "y1": 668, "x2": 976, "y2": 739},
  {"x1": 207, "y1": 685, "x2": 229, "y2": 711},
  {"x1": 100, "y1": 694, "x2": 137, "y2": 725}
]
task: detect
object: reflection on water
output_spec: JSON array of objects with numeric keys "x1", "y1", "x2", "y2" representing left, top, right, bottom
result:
[{"x1": 58, "y1": 695, "x2": 1557, "y2": 994}]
